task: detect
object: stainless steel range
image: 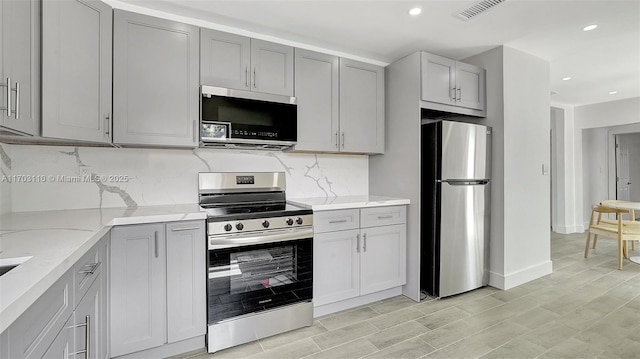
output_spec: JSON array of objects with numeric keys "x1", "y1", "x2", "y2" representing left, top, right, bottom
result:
[{"x1": 198, "y1": 172, "x2": 314, "y2": 353}]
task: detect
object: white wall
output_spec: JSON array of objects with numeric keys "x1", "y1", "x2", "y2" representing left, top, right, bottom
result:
[
  {"x1": 550, "y1": 107, "x2": 565, "y2": 232},
  {"x1": 501, "y1": 47, "x2": 552, "y2": 288},
  {"x1": 3, "y1": 144, "x2": 369, "y2": 212},
  {"x1": 0, "y1": 144, "x2": 11, "y2": 214},
  {"x1": 618, "y1": 133, "x2": 640, "y2": 202},
  {"x1": 464, "y1": 46, "x2": 552, "y2": 290},
  {"x1": 569, "y1": 97, "x2": 640, "y2": 229},
  {"x1": 582, "y1": 127, "x2": 609, "y2": 221}
]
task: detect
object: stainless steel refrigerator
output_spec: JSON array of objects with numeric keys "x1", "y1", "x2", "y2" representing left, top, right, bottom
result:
[{"x1": 421, "y1": 120, "x2": 491, "y2": 298}]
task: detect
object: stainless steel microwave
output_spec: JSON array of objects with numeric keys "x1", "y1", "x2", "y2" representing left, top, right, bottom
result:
[{"x1": 200, "y1": 86, "x2": 297, "y2": 150}]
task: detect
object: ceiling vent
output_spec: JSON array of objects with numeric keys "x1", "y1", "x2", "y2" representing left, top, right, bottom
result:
[{"x1": 456, "y1": 0, "x2": 507, "y2": 21}]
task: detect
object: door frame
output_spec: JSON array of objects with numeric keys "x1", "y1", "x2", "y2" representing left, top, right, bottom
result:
[{"x1": 607, "y1": 125, "x2": 640, "y2": 202}]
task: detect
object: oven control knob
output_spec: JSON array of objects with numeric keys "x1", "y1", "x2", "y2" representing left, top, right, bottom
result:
[
  {"x1": 295, "y1": 217, "x2": 304, "y2": 225},
  {"x1": 236, "y1": 223, "x2": 244, "y2": 231},
  {"x1": 262, "y1": 220, "x2": 270, "y2": 228},
  {"x1": 286, "y1": 218, "x2": 294, "y2": 226},
  {"x1": 224, "y1": 223, "x2": 233, "y2": 232}
]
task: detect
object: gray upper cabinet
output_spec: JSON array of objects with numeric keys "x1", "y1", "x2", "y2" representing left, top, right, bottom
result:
[
  {"x1": 200, "y1": 28, "x2": 294, "y2": 96},
  {"x1": 294, "y1": 49, "x2": 339, "y2": 152},
  {"x1": 339, "y1": 58, "x2": 385, "y2": 154},
  {"x1": 251, "y1": 39, "x2": 294, "y2": 96},
  {"x1": 200, "y1": 29, "x2": 251, "y2": 90},
  {"x1": 42, "y1": 0, "x2": 112, "y2": 143},
  {"x1": 0, "y1": 0, "x2": 40, "y2": 136},
  {"x1": 421, "y1": 52, "x2": 486, "y2": 115},
  {"x1": 113, "y1": 10, "x2": 199, "y2": 147},
  {"x1": 455, "y1": 61, "x2": 485, "y2": 110},
  {"x1": 421, "y1": 53, "x2": 456, "y2": 106}
]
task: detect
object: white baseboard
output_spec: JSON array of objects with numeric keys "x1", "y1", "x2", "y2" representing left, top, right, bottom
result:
[
  {"x1": 489, "y1": 260, "x2": 553, "y2": 290},
  {"x1": 554, "y1": 224, "x2": 585, "y2": 234},
  {"x1": 313, "y1": 287, "x2": 403, "y2": 317}
]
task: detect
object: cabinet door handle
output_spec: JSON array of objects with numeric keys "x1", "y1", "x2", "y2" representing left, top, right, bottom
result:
[
  {"x1": 356, "y1": 233, "x2": 360, "y2": 253},
  {"x1": 363, "y1": 233, "x2": 367, "y2": 252},
  {"x1": 245, "y1": 66, "x2": 249, "y2": 88},
  {"x1": 14, "y1": 82, "x2": 19, "y2": 120},
  {"x1": 253, "y1": 68, "x2": 257, "y2": 88},
  {"x1": 328, "y1": 219, "x2": 347, "y2": 224},
  {"x1": 1, "y1": 77, "x2": 11, "y2": 118},
  {"x1": 79, "y1": 262, "x2": 101, "y2": 274},
  {"x1": 457, "y1": 87, "x2": 461, "y2": 101},
  {"x1": 193, "y1": 120, "x2": 198, "y2": 142},
  {"x1": 451, "y1": 87, "x2": 456, "y2": 101},
  {"x1": 377, "y1": 215, "x2": 393, "y2": 219},
  {"x1": 69, "y1": 315, "x2": 90, "y2": 358},
  {"x1": 171, "y1": 226, "x2": 200, "y2": 232},
  {"x1": 335, "y1": 132, "x2": 339, "y2": 149},
  {"x1": 341, "y1": 132, "x2": 345, "y2": 148},
  {"x1": 104, "y1": 113, "x2": 111, "y2": 136},
  {"x1": 154, "y1": 231, "x2": 159, "y2": 258}
]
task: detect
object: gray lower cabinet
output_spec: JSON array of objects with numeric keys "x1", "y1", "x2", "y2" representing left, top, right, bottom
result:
[
  {"x1": 110, "y1": 220, "x2": 206, "y2": 357},
  {"x1": 7, "y1": 270, "x2": 74, "y2": 358},
  {"x1": 294, "y1": 49, "x2": 339, "y2": 152},
  {"x1": 42, "y1": 316, "x2": 74, "y2": 359},
  {"x1": 313, "y1": 206, "x2": 406, "y2": 308},
  {"x1": 5, "y1": 234, "x2": 109, "y2": 359},
  {"x1": 41, "y1": 0, "x2": 112, "y2": 143},
  {"x1": 166, "y1": 221, "x2": 206, "y2": 343},
  {"x1": 0, "y1": 0, "x2": 40, "y2": 136},
  {"x1": 339, "y1": 59, "x2": 385, "y2": 154},
  {"x1": 44, "y1": 276, "x2": 106, "y2": 359},
  {"x1": 110, "y1": 223, "x2": 166, "y2": 356},
  {"x1": 200, "y1": 28, "x2": 294, "y2": 97},
  {"x1": 294, "y1": 51, "x2": 384, "y2": 154},
  {"x1": 113, "y1": 10, "x2": 199, "y2": 147}
]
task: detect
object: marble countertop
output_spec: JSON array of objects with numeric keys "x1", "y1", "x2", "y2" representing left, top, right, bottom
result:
[
  {"x1": 0, "y1": 204, "x2": 206, "y2": 333},
  {"x1": 287, "y1": 195, "x2": 410, "y2": 211}
]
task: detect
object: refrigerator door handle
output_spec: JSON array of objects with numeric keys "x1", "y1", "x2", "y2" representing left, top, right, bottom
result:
[{"x1": 439, "y1": 179, "x2": 490, "y2": 186}]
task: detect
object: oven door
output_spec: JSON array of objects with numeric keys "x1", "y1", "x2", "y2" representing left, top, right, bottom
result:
[{"x1": 207, "y1": 229, "x2": 313, "y2": 324}]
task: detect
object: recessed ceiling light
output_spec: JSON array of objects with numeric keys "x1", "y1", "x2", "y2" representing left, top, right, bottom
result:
[
  {"x1": 562, "y1": 77, "x2": 572, "y2": 81},
  {"x1": 409, "y1": 7, "x2": 422, "y2": 16},
  {"x1": 583, "y1": 24, "x2": 598, "y2": 31},
  {"x1": 609, "y1": 91, "x2": 618, "y2": 95}
]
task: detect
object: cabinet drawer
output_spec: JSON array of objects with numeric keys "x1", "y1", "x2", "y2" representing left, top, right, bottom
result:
[
  {"x1": 74, "y1": 235, "x2": 108, "y2": 307},
  {"x1": 313, "y1": 209, "x2": 360, "y2": 233},
  {"x1": 360, "y1": 206, "x2": 406, "y2": 228},
  {"x1": 8, "y1": 270, "x2": 73, "y2": 358}
]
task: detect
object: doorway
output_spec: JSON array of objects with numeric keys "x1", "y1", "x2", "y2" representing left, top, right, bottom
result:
[{"x1": 615, "y1": 133, "x2": 640, "y2": 208}]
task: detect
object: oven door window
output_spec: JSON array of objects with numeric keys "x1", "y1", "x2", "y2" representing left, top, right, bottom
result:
[{"x1": 208, "y1": 238, "x2": 312, "y2": 323}]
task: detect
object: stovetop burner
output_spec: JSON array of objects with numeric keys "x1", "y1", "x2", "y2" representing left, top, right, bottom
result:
[
  {"x1": 198, "y1": 172, "x2": 312, "y2": 224},
  {"x1": 202, "y1": 202, "x2": 311, "y2": 222}
]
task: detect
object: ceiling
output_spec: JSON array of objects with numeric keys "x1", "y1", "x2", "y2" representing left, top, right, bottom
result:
[{"x1": 116, "y1": 0, "x2": 640, "y2": 107}]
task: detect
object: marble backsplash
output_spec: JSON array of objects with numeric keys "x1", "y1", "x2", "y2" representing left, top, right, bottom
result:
[
  {"x1": 0, "y1": 144, "x2": 11, "y2": 214},
  {"x1": 1, "y1": 144, "x2": 368, "y2": 213}
]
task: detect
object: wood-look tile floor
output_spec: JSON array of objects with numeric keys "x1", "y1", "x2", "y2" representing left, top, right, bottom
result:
[{"x1": 183, "y1": 232, "x2": 640, "y2": 359}]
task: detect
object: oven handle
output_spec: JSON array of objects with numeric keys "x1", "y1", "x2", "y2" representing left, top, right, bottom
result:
[{"x1": 208, "y1": 227, "x2": 313, "y2": 250}]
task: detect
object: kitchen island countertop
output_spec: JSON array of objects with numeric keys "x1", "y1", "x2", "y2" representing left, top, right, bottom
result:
[
  {"x1": 0, "y1": 204, "x2": 206, "y2": 333},
  {"x1": 287, "y1": 195, "x2": 410, "y2": 211}
]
